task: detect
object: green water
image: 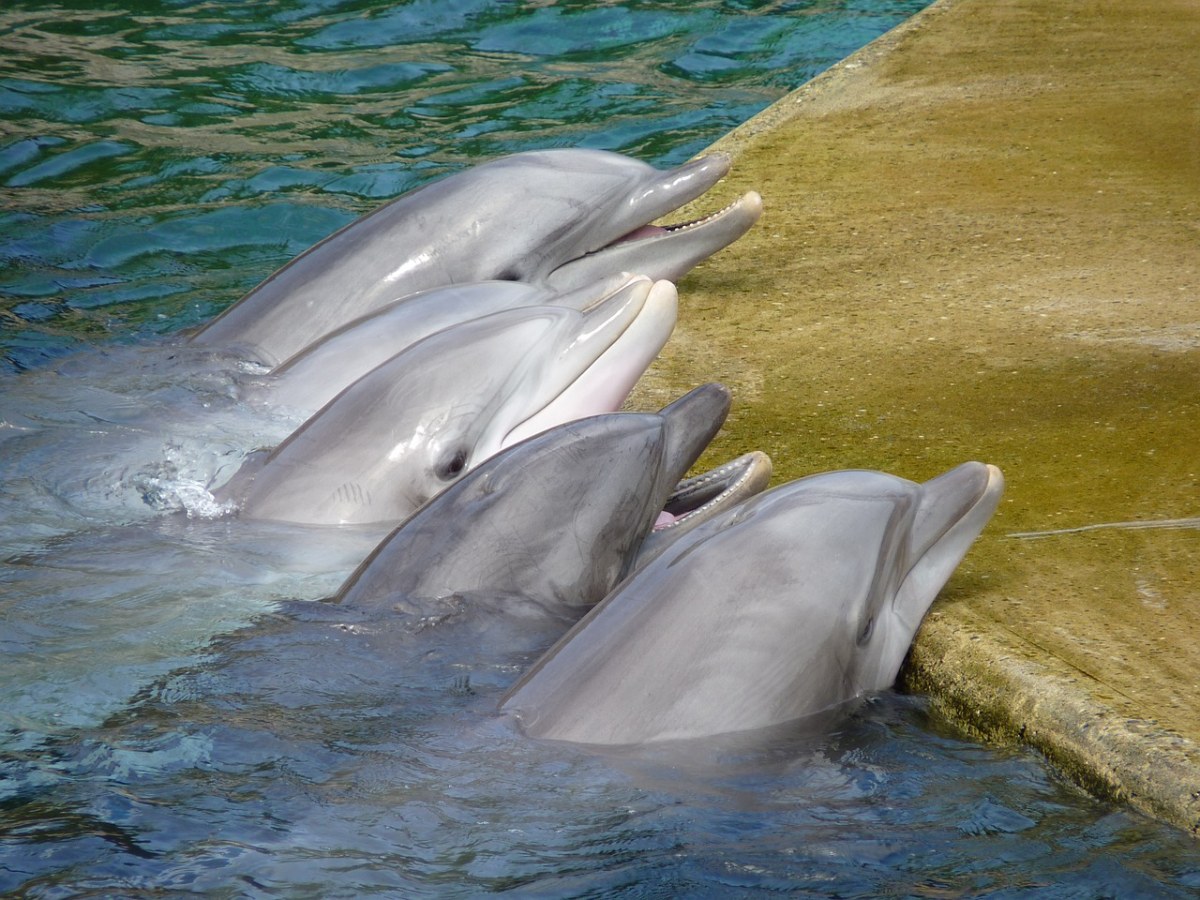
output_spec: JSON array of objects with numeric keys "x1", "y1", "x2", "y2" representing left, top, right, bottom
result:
[{"x1": 1, "y1": 0, "x2": 930, "y2": 369}]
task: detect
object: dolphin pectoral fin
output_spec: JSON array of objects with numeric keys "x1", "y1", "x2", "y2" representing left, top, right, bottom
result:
[{"x1": 210, "y1": 447, "x2": 271, "y2": 507}]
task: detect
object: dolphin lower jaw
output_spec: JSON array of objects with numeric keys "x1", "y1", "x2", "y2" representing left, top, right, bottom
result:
[
  {"x1": 638, "y1": 451, "x2": 774, "y2": 565},
  {"x1": 659, "y1": 451, "x2": 774, "y2": 527},
  {"x1": 497, "y1": 280, "x2": 678, "y2": 450},
  {"x1": 542, "y1": 191, "x2": 764, "y2": 290}
]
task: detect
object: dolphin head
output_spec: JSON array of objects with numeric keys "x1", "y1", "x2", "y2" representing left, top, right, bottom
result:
[
  {"x1": 396, "y1": 149, "x2": 761, "y2": 290},
  {"x1": 254, "y1": 273, "x2": 647, "y2": 418},
  {"x1": 500, "y1": 461, "x2": 1004, "y2": 746},
  {"x1": 334, "y1": 383, "x2": 732, "y2": 615},
  {"x1": 190, "y1": 150, "x2": 759, "y2": 363},
  {"x1": 216, "y1": 279, "x2": 678, "y2": 525},
  {"x1": 480, "y1": 150, "x2": 763, "y2": 291}
]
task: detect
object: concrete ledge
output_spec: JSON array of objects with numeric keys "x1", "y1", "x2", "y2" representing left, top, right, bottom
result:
[
  {"x1": 634, "y1": 0, "x2": 1200, "y2": 834},
  {"x1": 905, "y1": 610, "x2": 1200, "y2": 834}
]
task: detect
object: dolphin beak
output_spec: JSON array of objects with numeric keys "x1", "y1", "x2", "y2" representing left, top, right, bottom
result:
[
  {"x1": 599, "y1": 190, "x2": 764, "y2": 283},
  {"x1": 848, "y1": 461, "x2": 1003, "y2": 692},
  {"x1": 894, "y1": 462, "x2": 1005, "y2": 630},
  {"x1": 546, "y1": 271, "x2": 648, "y2": 312},
  {"x1": 656, "y1": 383, "x2": 733, "y2": 485},
  {"x1": 497, "y1": 277, "x2": 679, "y2": 449},
  {"x1": 544, "y1": 153, "x2": 763, "y2": 289}
]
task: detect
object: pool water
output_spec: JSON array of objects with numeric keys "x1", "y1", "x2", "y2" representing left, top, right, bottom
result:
[
  {"x1": 1, "y1": 0, "x2": 931, "y2": 367},
  {"x1": 2, "y1": 0, "x2": 1199, "y2": 894}
]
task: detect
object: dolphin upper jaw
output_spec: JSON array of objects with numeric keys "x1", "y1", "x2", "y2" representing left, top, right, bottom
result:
[
  {"x1": 861, "y1": 462, "x2": 1006, "y2": 690},
  {"x1": 541, "y1": 151, "x2": 734, "y2": 254}
]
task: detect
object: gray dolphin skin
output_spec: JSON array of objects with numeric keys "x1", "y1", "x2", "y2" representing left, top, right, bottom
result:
[
  {"x1": 189, "y1": 149, "x2": 762, "y2": 364},
  {"x1": 216, "y1": 279, "x2": 678, "y2": 525},
  {"x1": 335, "y1": 383, "x2": 733, "y2": 617},
  {"x1": 500, "y1": 461, "x2": 1005, "y2": 746},
  {"x1": 252, "y1": 273, "x2": 643, "y2": 416}
]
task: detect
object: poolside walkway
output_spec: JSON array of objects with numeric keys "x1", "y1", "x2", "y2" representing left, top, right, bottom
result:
[{"x1": 632, "y1": 0, "x2": 1200, "y2": 834}]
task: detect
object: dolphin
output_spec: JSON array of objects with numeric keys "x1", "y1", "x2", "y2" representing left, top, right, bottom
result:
[
  {"x1": 189, "y1": 149, "x2": 762, "y2": 363},
  {"x1": 500, "y1": 461, "x2": 1005, "y2": 746},
  {"x1": 251, "y1": 273, "x2": 642, "y2": 417},
  {"x1": 215, "y1": 279, "x2": 678, "y2": 525},
  {"x1": 334, "y1": 383, "x2": 736, "y2": 617}
]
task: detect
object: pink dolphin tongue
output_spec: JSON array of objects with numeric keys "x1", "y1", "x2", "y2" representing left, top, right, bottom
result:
[
  {"x1": 654, "y1": 510, "x2": 678, "y2": 529},
  {"x1": 615, "y1": 224, "x2": 669, "y2": 244}
]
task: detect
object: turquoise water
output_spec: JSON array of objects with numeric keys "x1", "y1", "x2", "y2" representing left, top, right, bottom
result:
[
  {"x1": 2, "y1": 0, "x2": 1200, "y2": 895},
  {"x1": 2, "y1": 0, "x2": 925, "y2": 370}
]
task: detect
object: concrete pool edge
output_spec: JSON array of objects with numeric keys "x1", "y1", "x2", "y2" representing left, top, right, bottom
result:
[
  {"x1": 904, "y1": 611, "x2": 1200, "y2": 835},
  {"x1": 693, "y1": 0, "x2": 1200, "y2": 837}
]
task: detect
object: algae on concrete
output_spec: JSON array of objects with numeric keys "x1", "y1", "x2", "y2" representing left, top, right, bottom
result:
[{"x1": 629, "y1": 0, "x2": 1200, "y2": 834}]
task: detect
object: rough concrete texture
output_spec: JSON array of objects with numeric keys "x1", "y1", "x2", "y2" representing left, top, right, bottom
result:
[{"x1": 628, "y1": 0, "x2": 1200, "y2": 833}]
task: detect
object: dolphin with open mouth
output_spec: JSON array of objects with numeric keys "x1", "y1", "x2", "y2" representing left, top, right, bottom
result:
[
  {"x1": 500, "y1": 462, "x2": 1004, "y2": 747},
  {"x1": 190, "y1": 149, "x2": 761, "y2": 363},
  {"x1": 215, "y1": 278, "x2": 678, "y2": 525},
  {"x1": 334, "y1": 383, "x2": 745, "y2": 619}
]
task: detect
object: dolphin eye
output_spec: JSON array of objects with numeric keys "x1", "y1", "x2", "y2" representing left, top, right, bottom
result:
[
  {"x1": 857, "y1": 615, "x2": 875, "y2": 646},
  {"x1": 436, "y1": 448, "x2": 469, "y2": 481}
]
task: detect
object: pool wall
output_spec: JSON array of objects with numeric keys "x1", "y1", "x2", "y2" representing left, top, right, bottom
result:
[{"x1": 629, "y1": 0, "x2": 1200, "y2": 835}]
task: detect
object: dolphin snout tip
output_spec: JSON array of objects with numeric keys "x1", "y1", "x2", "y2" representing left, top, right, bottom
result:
[{"x1": 693, "y1": 150, "x2": 733, "y2": 174}]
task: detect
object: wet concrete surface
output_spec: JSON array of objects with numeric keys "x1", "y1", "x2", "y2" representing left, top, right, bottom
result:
[{"x1": 629, "y1": 0, "x2": 1200, "y2": 833}]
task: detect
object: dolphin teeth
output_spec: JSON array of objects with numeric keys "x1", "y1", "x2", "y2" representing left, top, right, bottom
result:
[
  {"x1": 607, "y1": 192, "x2": 761, "y2": 246},
  {"x1": 635, "y1": 451, "x2": 773, "y2": 568},
  {"x1": 657, "y1": 450, "x2": 773, "y2": 530},
  {"x1": 660, "y1": 192, "x2": 761, "y2": 234}
]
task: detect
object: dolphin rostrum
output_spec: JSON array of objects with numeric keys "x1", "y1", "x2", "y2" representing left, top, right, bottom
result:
[
  {"x1": 215, "y1": 279, "x2": 678, "y2": 525},
  {"x1": 252, "y1": 273, "x2": 643, "y2": 417},
  {"x1": 500, "y1": 462, "x2": 1005, "y2": 746},
  {"x1": 334, "y1": 383, "x2": 736, "y2": 618},
  {"x1": 189, "y1": 150, "x2": 761, "y2": 363}
]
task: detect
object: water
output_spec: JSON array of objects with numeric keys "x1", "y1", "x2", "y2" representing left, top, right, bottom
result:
[
  {"x1": 2, "y1": 0, "x2": 1199, "y2": 894},
  {"x1": 1, "y1": 0, "x2": 928, "y2": 367}
]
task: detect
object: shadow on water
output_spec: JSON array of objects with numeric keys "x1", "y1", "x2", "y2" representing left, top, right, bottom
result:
[{"x1": 2, "y1": 0, "x2": 1199, "y2": 894}]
